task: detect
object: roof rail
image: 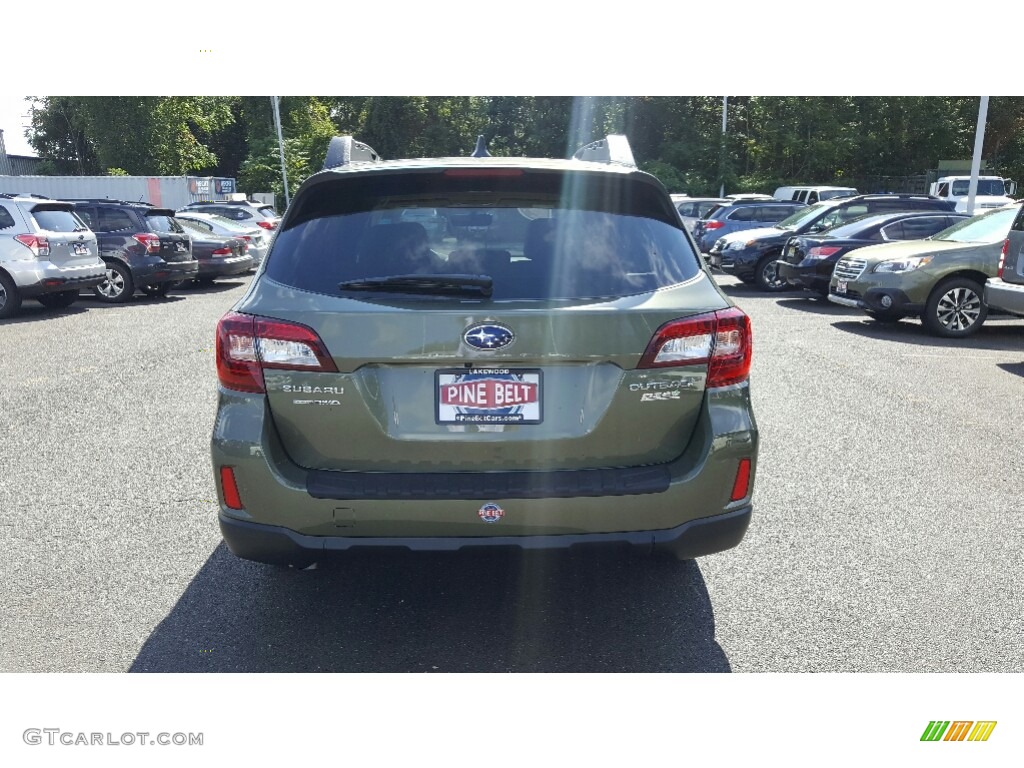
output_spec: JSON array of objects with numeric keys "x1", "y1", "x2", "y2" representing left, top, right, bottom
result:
[
  {"x1": 572, "y1": 134, "x2": 636, "y2": 167},
  {"x1": 0, "y1": 192, "x2": 51, "y2": 200},
  {"x1": 323, "y1": 136, "x2": 382, "y2": 171}
]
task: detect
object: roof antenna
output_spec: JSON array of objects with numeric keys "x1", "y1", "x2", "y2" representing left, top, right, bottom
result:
[{"x1": 471, "y1": 135, "x2": 491, "y2": 158}]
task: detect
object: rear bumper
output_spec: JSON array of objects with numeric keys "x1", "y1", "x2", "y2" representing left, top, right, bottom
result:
[
  {"x1": 132, "y1": 259, "x2": 199, "y2": 285},
  {"x1": 776, "y1": 262, "x2": 830, "y2": 292},
  {"x1": 219, "y1": 505, "x2": 752, "y2": 562},
  {"x1": 984, "y1": 278, "x2": 1024, "y2": 317},
  {"x1": 197, "y1": 255, "x2": 254, "y2": 279},
  {"x1": 7, "y1": 259, "x2": 106, "y2": 294},
  {"x1": 212, "y1": 384, "x2": 759, "y2": 563}
]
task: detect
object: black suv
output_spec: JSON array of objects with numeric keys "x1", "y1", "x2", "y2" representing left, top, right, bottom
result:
[
  {"x1": 707, "y1": 194, "x2": 957, "y2": 291},
  {"x1": 69, "y1": 200, "x2": 199, "y2": 302}
]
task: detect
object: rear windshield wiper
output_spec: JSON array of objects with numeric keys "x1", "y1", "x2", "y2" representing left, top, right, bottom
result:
[{"x1": 339, "y1": 274, "x2": 493, "y2": 298}]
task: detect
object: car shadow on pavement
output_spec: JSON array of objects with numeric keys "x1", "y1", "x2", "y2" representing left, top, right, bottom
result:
[
  {"x1": 717, "y1": 283, "x2": 803, "y2": 299},
  {"x1": 830, "y1": 318, "x2": 1024, "y2": 351},
  {"x1": 130, "y1": 543, "x2": 731, "y2": 673},
  {"x1": 996, "y1": 362, "x2": 1024, "y2": 378},
  {"x1": 177, "y1": 279, "x2": 250, "y2": 294},
  {"x1": 0, "y1": 304, "x2": 89, "y2": 325}
]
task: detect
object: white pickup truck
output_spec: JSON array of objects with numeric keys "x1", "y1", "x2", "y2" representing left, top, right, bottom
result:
[{"x1": 929, "y1": 175, "x2": 1016, "y2": 214}]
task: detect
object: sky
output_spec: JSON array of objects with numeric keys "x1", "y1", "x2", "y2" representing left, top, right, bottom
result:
[{"x1": 0, "y1": 97, "x2": 36, "y2": 156}]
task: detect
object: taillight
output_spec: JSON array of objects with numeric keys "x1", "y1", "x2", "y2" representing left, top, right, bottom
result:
[
  {"x1": 239, "y1": 235, "x2": 252, "y2": 242},
  {"x1": 704, "y1": 220, "x2": 724, "y2": 230},
  {"x1": 216, "y1": 311, "x2": 338, "y2": 393},
  {"x1": 638, "y1": 307, "x2": 752, "y2": 388},
  {"x1": 998, "y1": 238, "x2": 1007, "y2": 279},
  {"x1": 211, "y1": 246, "x2": 233, "y2": 257},
  {"x1": 132, "y1": 233, "x2": 161, "y2": 253},
  {"x1": 257, "y1": 220, "x2": 275, "y2": 230},
  {"x1": 14, "y1": 234, "x2": 50, "y2": 257},
  {"x1": 806, "y1": 246, "x2": 842, "y2": 258}
]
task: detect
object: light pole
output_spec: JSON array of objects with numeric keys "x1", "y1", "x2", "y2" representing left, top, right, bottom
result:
[
  {"x1": 271, "y1": 96, "x2": 290, "y2": 209},
  {"x1": 719, "y1": 96, "x2": 728, "y2": 198},
  {"x1": 966, "y1": 96, "x2": 988, "y2": 216}
]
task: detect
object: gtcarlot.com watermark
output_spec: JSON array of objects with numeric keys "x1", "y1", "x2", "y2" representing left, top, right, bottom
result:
[{"x1": 23, "y1": 728, "x2": 203, "y2": 747}]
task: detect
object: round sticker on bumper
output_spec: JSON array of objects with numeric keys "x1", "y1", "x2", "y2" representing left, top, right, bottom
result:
[{"x1": 478, "y1": 503, "x2": 505, "y2": 523}]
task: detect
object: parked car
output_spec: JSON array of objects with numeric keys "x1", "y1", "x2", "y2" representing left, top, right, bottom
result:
[
  {"x1": 707, "y1": 194, "x2": 957, "y2": 291},
  {"x1": 674, "y1": 197, "x2": 728, "y2": 234},
  {"x1": 0, "y1": 194, "x2": 105, "y2": 318},
  {"x1": 178, "y1": 199, "x2": 281, "y2": 231},
  {"x1": 212, "y1": 134, "x2": 758, "y2": 568},
  {"x1": 773, "y1": 185, "x2": 859, "y2": 204},
  {"x1": 984, "y1": 203, "x2": 1024, "y2": 318},
  {"x1": 176, "y1": 219, "x2": 254, "y2": 283},
  {"x1": 777, "y1": 211, "x2": 968, "y2": 298},
  {"x1": 827, "y1": 204, "x2": 1021, "y2": 336},
  {"x1": 69, "y1": 200, "x2": 198, "y2": 301},
  {"x1": 174, "y1": 211, "x2": 269, "y2": 267},
  {"x1": 693, "y1": 199, "x2": 806, "y2": 253}
]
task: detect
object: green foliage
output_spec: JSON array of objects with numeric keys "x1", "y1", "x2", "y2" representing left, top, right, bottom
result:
[
  {"x1": 24, "y1": 96, "x2": 1024, "y2": 200},
  {"x1": 106, "y1": 167, "x2": 128, "y2": 176}
]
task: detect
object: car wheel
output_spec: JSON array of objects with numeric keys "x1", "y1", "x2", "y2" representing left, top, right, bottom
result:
[
  {"x1": 922, "y1": 277, "x2": 988, "y2": 337},
  {"x1": 0, "y1": 271, "x2": 23, "y2": 319},
  {"x1": 140, "y1": 283, "x2": 173, "y2": 298},
  {"x1": 93, "y1": 261, "x2": 134, "y2": 303},
  {"x1": 37, "y1": 290, "x2": 79, "y2": 309},
  {"x1": 865, "y1": 310, "x2": 905, "y2": 324},
  {"x1": 754, "y1": 256, "x2": 788, "y2": 292}
]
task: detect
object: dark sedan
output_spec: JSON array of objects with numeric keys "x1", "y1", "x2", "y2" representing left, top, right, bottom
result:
[
  {"x1": 178, "y1": 219, "x2": 254, "y2": 283},
  {"x1": 776, "y1": 211, "x2": 967, "y2": 298}
]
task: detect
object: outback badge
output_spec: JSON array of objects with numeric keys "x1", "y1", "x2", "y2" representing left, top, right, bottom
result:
[
  {"x1": 478, "y1": 502, "x2": 505, "y2": 523},
  {"x1": 463, "y1": 323, "x2": 514, "y2": 351}
]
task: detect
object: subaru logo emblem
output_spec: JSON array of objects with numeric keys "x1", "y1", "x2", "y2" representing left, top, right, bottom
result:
[{"x1": 463, "y1": 323, "x2": 514, "y2": 351}]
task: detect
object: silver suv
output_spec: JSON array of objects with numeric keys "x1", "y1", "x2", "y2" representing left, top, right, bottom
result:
[{"x1": 0, "y1": 194, "x2": 105, "y2": 318}]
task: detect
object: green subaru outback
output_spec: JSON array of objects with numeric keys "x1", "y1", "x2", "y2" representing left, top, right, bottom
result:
[
  {"x1": 211, "y1": 135, "x2": 758, "y2": 567},
  {"x1": 828, "y1": 204, "x2": 1021, "y2": 337}
]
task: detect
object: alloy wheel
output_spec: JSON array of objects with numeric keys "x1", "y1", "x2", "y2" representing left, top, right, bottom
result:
[
  {"x1": 97, "y1": 267, "x2": 125, "y2": 299},
  {"x1": 935, "y1": 286, "x2": 982, "y2": 332}
]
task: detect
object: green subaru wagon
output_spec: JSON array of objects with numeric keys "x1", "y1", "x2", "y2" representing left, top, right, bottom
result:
[{"x1": 211, "y1": 135, "x2": 758, "y2": 567}]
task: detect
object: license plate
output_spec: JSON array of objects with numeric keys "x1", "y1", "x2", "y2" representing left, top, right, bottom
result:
[
  {"x1": 836, "y1": 280, "x2": 848, "y2": 294},
  {"x1": 436, "y1": 368, "x2": 542, "y2": 425},
  {"x1": 73, "y1": 243, "x2": 88, "y2": 255}
]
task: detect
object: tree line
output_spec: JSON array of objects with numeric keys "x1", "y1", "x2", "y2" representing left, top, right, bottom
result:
[{"x1": 24, "y1": 96, "x2": 1024, "y2": 202}]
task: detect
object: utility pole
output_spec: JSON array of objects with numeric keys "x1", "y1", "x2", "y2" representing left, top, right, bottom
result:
[
  {"x1": 966, "y1": 96, "x2": 988, "y2": 216},
  {"x1": 719, "y1": 97, "x2": 728, "y2": 198},
  {"x1": 272, "y1": 96, "x2": 290, "y2": 209}
]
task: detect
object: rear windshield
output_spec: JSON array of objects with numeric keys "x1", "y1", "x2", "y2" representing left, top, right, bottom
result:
[
  {"x1": 266, "y1": 170, "x2": 701, "y2": 301},
  {"x1": 145, "y1": 213, "x2": 185, "y2": 233},
  {"x1": 257, "y1": 205, "x2": 278, "y2": 218},
  {"x1": 30, "y1": 206, "x2": 88, "y2": 233}
]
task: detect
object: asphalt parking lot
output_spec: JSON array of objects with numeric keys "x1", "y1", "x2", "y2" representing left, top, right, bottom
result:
[{"x1": 1, "y1": 276, "x2": 1022, "y2": 673}]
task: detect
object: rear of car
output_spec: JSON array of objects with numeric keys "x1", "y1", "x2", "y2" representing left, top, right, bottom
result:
[
  {"x1": 180, "y1": 201, "x2": 281, "y2": 232},
  {"x1": 211, "y1": 147, "x2": 758, "y2": 567},
  {"x1": 175, "y1": 212, "x2": 269, "y2": 268},
  {"x1": 675, "y1": 197, "x2": 728, "y2": 234},
  {"x1": 70, "y1": 202, "x2": 199, "y2": 302},
  {"x1": 984, "y1": 204, "x2": 1024, "y2": 317},
  {"x1": 694, "y1": 201, "x2": 804, "y2": 253},
  {"x1": 0, "y1": 196, "x2": 105, "y2": 318},
  {"x1": 177, "y1": 219, "x2": 253, "y2": 282}
]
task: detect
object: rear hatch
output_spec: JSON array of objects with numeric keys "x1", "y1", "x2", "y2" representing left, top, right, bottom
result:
[
  {"x1": 28, "y1": 204, "x2": 97, "y2": 267},
  {"x1": 143, "y1": 209, "x2": 192, "y2": 261},
  {"x1": 241, "y1": 166, "x2": 733, "y2": 472}
]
